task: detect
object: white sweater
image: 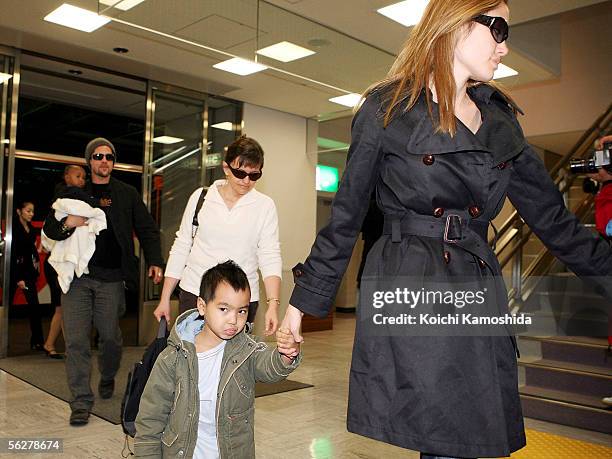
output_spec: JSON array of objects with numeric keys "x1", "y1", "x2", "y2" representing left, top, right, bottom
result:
[
  {"x1": 165, "y1": 181, "x2": 282, "y2": 301},
  {"x1": 41, "y1": 198, "x2": 107, "y2": 293}
]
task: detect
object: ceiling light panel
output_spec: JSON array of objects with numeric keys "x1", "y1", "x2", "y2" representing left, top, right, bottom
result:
[
  {"x1": 211, "y1": 122, "x2": 234, "y2": 131},
  {"x1": 256, "y1": 41, "x2": 315, "y2": 63},
  {"x1": 329, "y1": 93, "x2": 362, "y2": 108},
  {"x1": 44, "y1": 4, "x2": 111, "y2": 33},
  {"x1": 493, "y1": 64, "x2": 519, "y2": 79},
  {"x1": 99, "y1": 0, "x2": 146, "y2": 11},
  {"x1": 213, "y1": 58, "x2": 267, "y2": 76},
  {"x1": 377, "y1": 0, "x2": 430, "y2": 27},
  {"x1": 0, "y1": 72, "x2": 12, "y2": 84},
  {"x1": 153, "y1": 136, "x2": 184, "y2": 144}
]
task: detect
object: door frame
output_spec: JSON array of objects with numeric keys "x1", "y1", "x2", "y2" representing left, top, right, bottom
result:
[{"x1": 0, "y1": 46, "x2": 20, "y2": 358}]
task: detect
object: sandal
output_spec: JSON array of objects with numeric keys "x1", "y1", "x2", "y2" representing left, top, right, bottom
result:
[{"x1": 44, "y1": 346, "x2": 64, "y2": 360}]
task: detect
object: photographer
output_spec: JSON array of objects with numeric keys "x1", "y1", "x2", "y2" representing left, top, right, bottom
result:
[{"x1": 587, "y1": 135, "x2": 612, "y2": 240}]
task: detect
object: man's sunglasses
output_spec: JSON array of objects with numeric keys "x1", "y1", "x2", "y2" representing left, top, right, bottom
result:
[
  {"x1": 91, "y1": 153, "x2": 116, "y2": 162},
  {"x1": 473, "y1": 15, "x2": 509, "y2": 44},
  {"x1": 227, "y1": 164, "x2": 262, "y2": 181}
]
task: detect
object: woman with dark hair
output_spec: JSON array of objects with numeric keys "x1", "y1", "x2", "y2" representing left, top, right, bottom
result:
[
  {"x1": 279, "y1": 1, "x2": 612, "y2": 458},
  {"x1": 154, "y1": 136, "x2": 282, "y2": 335},
  {"x1": 10, "y1": 200, "x2": 44, "y2": 352}
]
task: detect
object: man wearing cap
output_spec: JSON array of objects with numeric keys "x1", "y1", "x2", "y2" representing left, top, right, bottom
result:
[{"x1": 43, "y1": 137, "x2": 164, "y2": 426}]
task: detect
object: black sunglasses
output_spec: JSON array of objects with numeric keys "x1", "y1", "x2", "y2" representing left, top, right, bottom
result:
[
  {"x1": 227, "y1": 164, "x2": 262, "y2": 181},
  {"x1": 91, "y1": 153, "x2": 116, "y2": 162},
  {"x1": 473, "y1": 14, "x2": 509, "y2": 43}
]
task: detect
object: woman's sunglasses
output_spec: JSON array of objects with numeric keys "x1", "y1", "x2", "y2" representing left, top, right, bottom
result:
[
  {"x1": 227, "y1": 164, "x2": 262, "y2": 181},
  {"x1": 473, "y1": 15, "x2": 509, "y2": 43},
  {"x1": 91, "y1": 153, "x2": 116, "y2": 162}
]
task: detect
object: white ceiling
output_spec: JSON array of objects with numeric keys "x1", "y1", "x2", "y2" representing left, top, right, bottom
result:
[{"x1": 0, "y1": 0, "x2": 608, "y2": 121}]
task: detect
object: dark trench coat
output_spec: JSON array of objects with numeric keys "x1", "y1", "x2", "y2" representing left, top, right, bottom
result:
[{"x1": 289, "y1": 84, "x2": 612, "y2": 457}]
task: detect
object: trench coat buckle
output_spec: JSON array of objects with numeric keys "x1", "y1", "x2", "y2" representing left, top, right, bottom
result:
[{"x1": 443, "y1": 214, "x2": 462, "y2": 244}]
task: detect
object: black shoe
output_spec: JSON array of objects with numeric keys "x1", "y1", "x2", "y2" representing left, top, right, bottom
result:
[
  {"x1": 98, "y1": 379, "x2": 115, "y2": 399},
  {"x1": 69, "y1": 408, "x2": 90, "y2": 426},
  {"x1": 30, "y1": 343, "x2": 44, "y2": 351}
]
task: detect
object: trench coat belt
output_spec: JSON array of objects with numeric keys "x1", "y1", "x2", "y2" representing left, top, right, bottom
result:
[{"x1": 382, "y1": 213, "x2": 489, "y2": 244}]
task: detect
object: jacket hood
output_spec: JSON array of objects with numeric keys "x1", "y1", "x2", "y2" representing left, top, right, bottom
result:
[{"x1": 167, "y1": 308, "x2": 251, "y2": 350}]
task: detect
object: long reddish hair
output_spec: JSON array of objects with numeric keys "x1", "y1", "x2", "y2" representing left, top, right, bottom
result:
[{"x1": 364, "y1": 0, "x2": 515, "y2": 136}]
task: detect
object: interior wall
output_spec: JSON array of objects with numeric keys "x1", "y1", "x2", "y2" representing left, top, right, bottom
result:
[
  {"x1": 242, "y1": 103, "x2": 317, "y2": 335},
  {"x1": 511, "y1": 2, "x2": 611, "y2": 137}
]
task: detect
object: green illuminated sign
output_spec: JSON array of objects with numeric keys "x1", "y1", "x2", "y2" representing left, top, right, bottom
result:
[{"x1": 316, "y1": 164, "x2": 339, "y2": 192}]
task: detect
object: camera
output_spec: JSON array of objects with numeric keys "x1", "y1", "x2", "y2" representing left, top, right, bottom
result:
[{"x1": 569, "y1": 141, "x2": 611, "y2": 174}]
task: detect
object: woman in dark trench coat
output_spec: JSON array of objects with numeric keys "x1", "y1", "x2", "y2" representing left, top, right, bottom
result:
[{"x1": 279, "y1": 0, "x2": 612, "y2": 458}]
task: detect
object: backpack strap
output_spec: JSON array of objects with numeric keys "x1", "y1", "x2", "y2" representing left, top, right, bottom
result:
[{"x1": 191, "y1": 187, "x2": 208, "y2": 239}]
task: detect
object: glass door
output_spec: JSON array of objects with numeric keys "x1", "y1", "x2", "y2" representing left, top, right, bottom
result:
[
  {"x1": 0, "y1": 47, "x2": 19, "y2": 358},
  {"x1": 139, "y1": 86, "x2": 241, "y2": 343}
]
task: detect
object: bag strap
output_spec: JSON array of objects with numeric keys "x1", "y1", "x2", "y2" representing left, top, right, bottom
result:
[
  {"x1": 157, "y1": 316, "x2": 168, "y2": 339},
  {"x1": 191, "y1": 187, "x2": 208, "y2": 239}
]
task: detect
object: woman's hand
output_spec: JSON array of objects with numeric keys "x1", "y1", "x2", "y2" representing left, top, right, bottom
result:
[
  {"x1": 263, "y1": 305, "x2": 279, "y2": 336},
  {"x1": 154, "y1": 298, "x2": 171, "y2": 322},
  {"x1": 280, "y1": 304, "x2": 304, "y2": 355},
  {"x1": 17, "y1": 280, "x2": 27, "y2": 290}
]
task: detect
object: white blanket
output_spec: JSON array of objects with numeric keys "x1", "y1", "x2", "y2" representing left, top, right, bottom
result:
[{"x1": 41, "y1": 198, "x2": 107, "y2": 293}]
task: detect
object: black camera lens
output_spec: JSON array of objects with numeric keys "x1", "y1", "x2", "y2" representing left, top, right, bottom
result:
[{"x1": 569, "y1": 158, "x2": 598, "y2": 174}]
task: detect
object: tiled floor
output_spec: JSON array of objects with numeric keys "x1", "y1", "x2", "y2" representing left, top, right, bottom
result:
[{"x1": 0, "y1": 313, "x2": 610, "y2": 458}]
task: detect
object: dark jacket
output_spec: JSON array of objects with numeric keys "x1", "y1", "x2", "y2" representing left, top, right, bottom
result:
[
  {"x1": 43, "y1": 177, "x2": 163, "y2": 290},
  {"x1": 289, "y1": 84, "x2": 612, "y2": 457},
  {"x1": 11, "y1": 221, "x2": 39, "y2": 283},
  {"x1": 134, "y1": 310, "x2": 301, "y2": 458}
]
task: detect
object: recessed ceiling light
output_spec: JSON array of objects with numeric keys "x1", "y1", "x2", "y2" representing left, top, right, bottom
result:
[
  {"x1": 256, "y1": 41, "x2": 315, "y2": 63},
  {"x1": 153, "y1": 136, "x2": 184, "y2": 144},
  {"x1": 0, "y1": 72, "x2": 12, "y2": 84},
  {"x1": 113, "y1": 47, "x2": 129, "y2": 54},
  {"x1": 99, "y1": 0, "x2": 146, "y2": 11},
  {"x1": 377, "y1": 0, "x2": 430, "y2": 27},
  {"x1": 44, "y1": 4, "x2": 111, "y2": 33},
  {"x1": 329, "y1": 93, "x2": 362, "y2": 108},
  {"x1": 211, "y1": 122, "x2": 234, "y2": 131},
  {"x1": 213, "y1": 58, "x2": 267, "y2": 76},
  {"x1": 493, "y1": 63, "x2": 519, "y2": 79}
]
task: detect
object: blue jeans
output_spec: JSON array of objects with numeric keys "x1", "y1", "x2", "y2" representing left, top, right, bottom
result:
[{"x1": 62, "y1": 276, "x2": 125, "y2": 410}]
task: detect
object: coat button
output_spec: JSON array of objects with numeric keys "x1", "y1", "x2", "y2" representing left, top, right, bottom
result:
[
  {"x1": 433, "y1": 207, "x2": 444, "y2": 218},
  {"x1": 497, "y1": 161, "x2": 507, "y2": 169},
  {"x1": 422, "y1": 154, "x2": 435, "y2": 165},
  {"x1": 444, "y1": 251, "x2": 451, "y2": 264},
  {"x1": 294, "y1": 269, "x2": 303, "y2": 277},
  {"x1": 468, "y1": 205, "x2": 481, "y2": 218},
  {"x1": 478, "y1": 258, "x2": 486, "y2": 269}
]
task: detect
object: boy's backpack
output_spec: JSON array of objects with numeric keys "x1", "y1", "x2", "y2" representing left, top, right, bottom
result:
[{"x1": 121, "y1": 317, "x2": 169, "y2": 437}]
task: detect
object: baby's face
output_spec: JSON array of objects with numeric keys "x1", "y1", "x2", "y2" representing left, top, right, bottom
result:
[{"x1": 65, "y1": 168, "x2": 86, "y2": 188}]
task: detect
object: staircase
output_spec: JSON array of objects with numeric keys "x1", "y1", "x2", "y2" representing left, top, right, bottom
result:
[{"x1": 518, "y1": 336, "x2": 612, "y2": 434}]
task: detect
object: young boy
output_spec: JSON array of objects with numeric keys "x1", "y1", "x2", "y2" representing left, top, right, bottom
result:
[{"x1": 135, "y1": 261, "x2": 301, "y2": 458}]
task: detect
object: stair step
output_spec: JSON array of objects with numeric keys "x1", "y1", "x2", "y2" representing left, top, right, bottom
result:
[
  {"x1": 520, "y1": 336, "x2": 609, "y2": 348},
  {"x1": 519, "y1": 359, "x2": 612, "y2": 377},
  {"x1": 520, "y1": 394, "x2": 612, "y2": 434},
  {"x1": 519, "y1": 385, "x2": 609, "y2": 409},
  {"x1": 520, "y1": 359, "x2": 612, "y2": 395},
  {"x1": 518, "y1": 336, "x2": 612, "y2": 369}
]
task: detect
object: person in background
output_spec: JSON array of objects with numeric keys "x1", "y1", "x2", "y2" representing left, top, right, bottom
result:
[
  {"x1": 154, "y1": 136, "x2": 282, "y2": 336},
  {"x1": 43, "y1": 138, "x2": 164, "y2": 426},
  {"x1": 10, "y1": 200, "x2": 44, "y2": 352}
]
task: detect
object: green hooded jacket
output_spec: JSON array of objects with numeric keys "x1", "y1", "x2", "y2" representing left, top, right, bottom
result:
[{"x1": 134, "y1": 309, "x2": 301, "y2": 458}]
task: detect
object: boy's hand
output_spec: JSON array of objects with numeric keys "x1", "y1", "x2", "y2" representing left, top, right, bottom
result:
[{"x1": 276, "y1": 328, "x2": 300, "y2": 359}]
